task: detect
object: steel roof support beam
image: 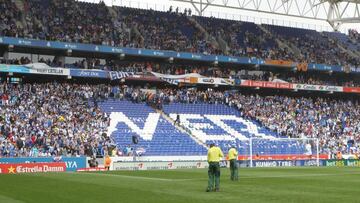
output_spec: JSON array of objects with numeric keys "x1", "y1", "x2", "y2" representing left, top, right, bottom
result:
[{"x1": 172, "y1": 0, "x2": 360, "y2": 30}]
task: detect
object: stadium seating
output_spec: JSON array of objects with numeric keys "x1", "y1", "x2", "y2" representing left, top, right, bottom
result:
[
  {"x1": 264, "y1": 24, "x2": 359, "y2": 66},
  {"x1": 98, "y1": 100, "x2": 207, "y2": 156},
  {"x1": 325, "y1": 32, "x2": 359, "y2": 52},
  {"x1": 162, "y1": 103, "x2": 305, "y2": 156},
  {"x1": 195, "y1": 16, "x2": 269, "y2": 57}
]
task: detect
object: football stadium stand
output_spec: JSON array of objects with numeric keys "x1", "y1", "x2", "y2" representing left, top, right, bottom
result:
[{"x1": 0, "y1": 0, "x2": 359, "y2": 160}]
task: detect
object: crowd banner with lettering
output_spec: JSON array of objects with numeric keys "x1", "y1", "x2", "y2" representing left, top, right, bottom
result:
[
  {"x1": 112, "y1": 161, "x2": 208, "y2": 171},
  {"x1": 151, "y1": 72, "x2": 203, "y2": 85},
  {"x1": 293, "y1": 84, "x2": 343, "y2": 92},
  {"x1": 240, "y1": 80, "x2": 293, "y2": 89},
  {"x1": 0, "y1": 63, "x2": 359, "y2": 94},
  {"x1": 264, "y1": 59, "x2": 294, "y2": 67},
  {"x1": 0, "y1": 157, "x2": 86, "y2": 172},
  {"x1": 25, "y1": 63, "x2": 70, "y2": 76},
  {"x1": 196, "y1": 78, "x2": 235, "y2": 86},
  {"x1": 0, "y1": 162, "x2": 66, "y2": 174},
  {"x1": 151, "y1": 72, "x2": 235, "y2": 86},
  {"x1": 0, "y1": 36, "x2": 357, "y2": 73},
  {"x1": 109, "y1": 71, "x2": 135, "y2": 80},
  {"x1": 70, "y1": 69, "x2": 108, "y2": 78}
]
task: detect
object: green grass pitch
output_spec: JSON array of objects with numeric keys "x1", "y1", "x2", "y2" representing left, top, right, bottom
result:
[{"x1": 0, "y1": 167, "x2": 359, "y2": 203}]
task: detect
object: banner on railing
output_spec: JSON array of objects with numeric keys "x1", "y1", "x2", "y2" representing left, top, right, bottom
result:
[
  {"x1": 109, "y1": 71, "x2": 135, "y2": 80},
  {"x1": 343, "y1": 87, "x2": 360, "y2": 93},
  {"x1": 293, "y1": 84, "x2": 343, "y2": 92},
  {"x1": 0, "y1": 64, "x2": 30, "y2": 73},
  {"x1": 70, "y1": 69, "x2": 108, "y2": 78},
  {"x1": 197, "y1": 77, "x2": 235, "y2": 86},
  {"x1": 151, "y1": 72, "x2": 234, "y2": 86},
  {"x1": 151, "y1": 72, "x2": 202, "y2": 85},
  {"x1": 0, "y1": 63, "x2": 359, "y2": 94},
  {"x1": 240, "y1": 80, "x2": 292, "y2": 89},
  {"x1": 25, "y1": 63, "x2": 70, "y2": 76}
]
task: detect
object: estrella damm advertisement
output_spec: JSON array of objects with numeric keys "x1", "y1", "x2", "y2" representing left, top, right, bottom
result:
[
  {"x1": 0, "y1": 162, "x2": 66, "y2": 174},
  {"x1": 0, "y1": 157, "x2": 86, "y2": 172}
]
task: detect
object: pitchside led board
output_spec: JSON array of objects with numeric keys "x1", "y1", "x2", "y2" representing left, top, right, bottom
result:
[{"x1": 0, "y1": 157, "x2": 86, "y2": 172}]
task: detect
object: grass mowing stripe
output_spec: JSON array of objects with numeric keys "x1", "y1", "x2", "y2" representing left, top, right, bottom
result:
[
  {"x1": 76, "y1": 172, "x2": 196, "y2": 181},
  {"x1": 0, "y1": 194, "x2": 25, "y2": 203},
  {"x1": 75, "y1": 170, "x2": 360, "y2": 182},
  {"x1": 1, "y1": 167, "x2": 359, "y2": 203},
  {"x1": 239, "y1": 172, "x2": 360, "y2": 179}
]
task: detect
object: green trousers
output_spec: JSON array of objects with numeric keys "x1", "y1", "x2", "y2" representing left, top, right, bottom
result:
[
  {"x1": 207, "y1": 162, "x2": 220, "y2": 190},
  {"x1": 229, "y1": 159, "x2": 238, "y2": 181}
]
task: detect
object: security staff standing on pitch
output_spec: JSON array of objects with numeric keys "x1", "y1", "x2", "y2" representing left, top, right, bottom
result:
[
  {"x1": 228, "y1": 146, "x2": 238, "y2": 181},
  {"x1": 206, "y1": 143, "x2": 224, "y2": 192}
]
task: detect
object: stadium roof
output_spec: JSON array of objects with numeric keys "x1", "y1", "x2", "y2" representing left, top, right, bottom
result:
[{"x1": 173, "y1": 0, "x2": 360, "y2": 30}]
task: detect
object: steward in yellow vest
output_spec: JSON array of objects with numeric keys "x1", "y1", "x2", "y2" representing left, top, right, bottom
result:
[
  {"x1": 206, "y1": 143, "x2": 223, "y2": 192},
  {"x1": 228, "y1": 146, "x2": 238, "y2": 181}
]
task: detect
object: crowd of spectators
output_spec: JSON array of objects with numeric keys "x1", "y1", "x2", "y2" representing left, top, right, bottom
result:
[
  {"x1": 24, "y1": 0, "x2": 114, "y2": 45},
  {"x1": 18, "y1": 0, "x2": 217, "y2": 54},
  {"x1": 0, "y1": 56, "x2": 31, "y2": 65},
  {"x1": 0, "y1": 82, "x2": 113, "y2": 157},
  {"x1": 195, "y1": 16, "x2": 295, "y2": 60},
  {"x1": 0, "y1": 0, "x2": 359, "y2": 67},
  {"x1": 0, "y1": 56, "x2": 62, "y2": 67},
  {"x1": 227, "y1": 93, "x2": 359, "y2": 157},
  {"x1": 137, "y1": 88, "x2": 359, "y2": 157},
  {"x1": 0, "y1": 0, "x2": 22, "y2": 38},
  {"x1": 349, "y1": 29, "x2": 360, "y2": 43},
  {"x1": 264, "y1": 26, "x2": 360, "y2": 67},
  {"x1": 0, "y1": 81, "x2": 359, "y2": 158},
  {"x1": 264, "y1": 71, "x2": 360, "y2": 87}
]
